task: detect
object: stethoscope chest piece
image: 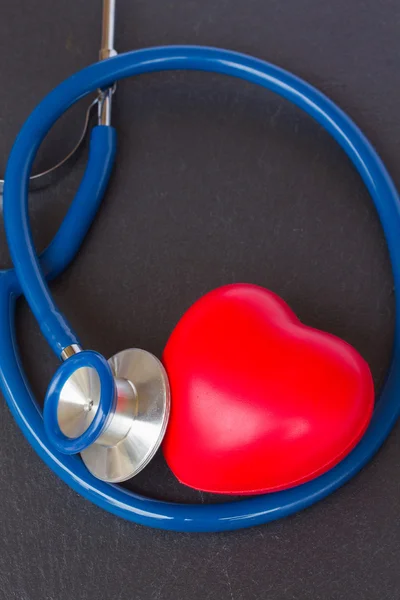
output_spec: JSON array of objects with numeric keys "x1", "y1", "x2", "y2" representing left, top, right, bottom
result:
[{"x1": 46, "y1": 348, "x2": 170, "y2": 483}]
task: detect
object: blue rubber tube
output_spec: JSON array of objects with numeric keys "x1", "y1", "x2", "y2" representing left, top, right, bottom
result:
[
  {"x1": 2, "y1": 46, "x2": 400, "y2": 532},
  {"x1": 3, "y1": 125, "x2": 116, "y2": 354}
]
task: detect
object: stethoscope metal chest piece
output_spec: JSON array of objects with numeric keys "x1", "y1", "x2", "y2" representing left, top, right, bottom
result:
[
  {"x1": 1, "y1": 0, "x2": 400, "y2": 531},
  {"x1": 47, "y1": 346, "x2": 170, "y2": 482}
]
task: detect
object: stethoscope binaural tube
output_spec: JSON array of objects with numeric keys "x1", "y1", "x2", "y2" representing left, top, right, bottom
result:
[{"x1": 2, "y1": 46, "x2": 400, "y2": 532}]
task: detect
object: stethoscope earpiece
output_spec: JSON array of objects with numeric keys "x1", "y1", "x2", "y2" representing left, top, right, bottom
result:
[{"x1": 44, "y1": 348, "x2": 170, "y2": 482}]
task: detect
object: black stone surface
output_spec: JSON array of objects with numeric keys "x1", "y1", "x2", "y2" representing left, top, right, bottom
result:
[{"x1": 0, "y1": 1, "x2": 399, "y2": 598}]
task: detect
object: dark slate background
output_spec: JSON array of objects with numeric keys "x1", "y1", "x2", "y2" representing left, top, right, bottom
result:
[{"x1": 0, "y1": 1, "x2": 400, "y2": 598}]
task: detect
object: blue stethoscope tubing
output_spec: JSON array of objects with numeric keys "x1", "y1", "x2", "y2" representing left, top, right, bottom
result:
[{"x1": 2, "y1": 45, "x2": 400, "y2": 532}]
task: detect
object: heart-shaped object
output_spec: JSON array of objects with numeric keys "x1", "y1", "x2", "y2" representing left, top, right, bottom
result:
[{"x1": 162, "y1": 284, "x2": 374, "y2": 495}]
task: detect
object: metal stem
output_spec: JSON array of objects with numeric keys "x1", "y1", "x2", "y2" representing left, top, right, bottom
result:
[
  {"x1": 100, "y1": 0, "x2": 117, "y2": 61},
  {"x1": 98, "y1": 0, "x2": 117, "y2": 126}
]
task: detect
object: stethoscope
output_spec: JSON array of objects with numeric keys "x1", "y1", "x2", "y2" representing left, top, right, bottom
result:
[{"x1": 1, "y1": 0, "x2": 400, "y2": 532}]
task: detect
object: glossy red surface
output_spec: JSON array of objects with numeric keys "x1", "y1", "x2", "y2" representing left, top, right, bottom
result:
[{"x1": 162, "y1": 284, "x2": 374, "y2": 495}]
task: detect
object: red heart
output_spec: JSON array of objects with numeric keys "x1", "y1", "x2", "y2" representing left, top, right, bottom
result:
[{"x1": 162, "y1": 284, "x2": 374, "y2": 495}]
